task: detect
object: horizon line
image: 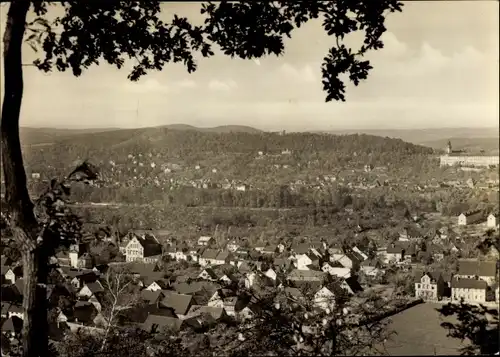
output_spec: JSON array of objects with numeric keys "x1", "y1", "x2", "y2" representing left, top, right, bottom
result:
[{"x1": 20, "y1": 124, "x2": 500, "y2": 132}]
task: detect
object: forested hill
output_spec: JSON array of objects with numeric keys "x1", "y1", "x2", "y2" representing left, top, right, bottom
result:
[{"x1": 23, "y1": 127, "x2": 433, "y2": 160}]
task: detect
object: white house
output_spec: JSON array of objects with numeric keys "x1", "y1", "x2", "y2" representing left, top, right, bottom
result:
[
  {"x1": 295, "y1": 254, "x2": 314, "y2": 270},
  {"x1": 244, "y1": 272, "x2": 257, "y2": 289},
  {"x1": 145, "y1": 281, "x2": 164, "y2": 292},
  {"x1": 451, "y1": 278, "x2": 487, "y2": 303},
  {"x1": 198, "y1": 236, "x2": 215, "y2": 247},
  {"x1": 321, "y1": 263, "x2": 351, "y2": 279},
  {"x1": 414, "y1": 273, "x2": 443, "y2": 301},
  {"x1": 263, "y1": 268, "x2": 277, "y2": 281},
  {"x1": 458, "y1": 210, "x2": 483, "y2": 226},
  {"x1": 455, "y1": 259, "x2": 497, "y2": 286},
  {"x1": 208, "y1": 291, "x2": 225, "y2": 308},
  {"x1": 78, "y1": 281, "x2": 104, "y2": 299},
  {"x1": 330, "y1": 254, "x2": 353, "y2": 269},
  {"x1": 174, "y1": 250, "x2": 189, "y2": 262},
  {"x1": 125, "y1": 234, "x2": 162, "y2": 263},
  {"x1": 314, "y1": 287, "x2": 336, "y2": 312},
  {"x1": 487, "y1": 213, "x2": 499, "y2": 229},
  {"x1": 360, "y1": 264, "x2": 381, "y2": 277},
  {"x1": 4, "y1": 268, "x2": 17, "y2": 285}
]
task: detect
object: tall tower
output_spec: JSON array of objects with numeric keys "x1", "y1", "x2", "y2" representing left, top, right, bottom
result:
[{"x1": 446, "y1": 141, "x2": 452, "y2": 155}]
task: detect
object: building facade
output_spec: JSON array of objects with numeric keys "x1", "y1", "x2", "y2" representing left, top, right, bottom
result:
[{"x1": 440, "y1": 141, "x2": 499, "y2": 168}]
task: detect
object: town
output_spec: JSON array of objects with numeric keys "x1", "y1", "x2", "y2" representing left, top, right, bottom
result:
[
  {"x1": 1, "y1": 176, "x2": 499, "y2": 353},
  {"x1": 0, "y1": 1, "x2": 498, "y2": 356}
]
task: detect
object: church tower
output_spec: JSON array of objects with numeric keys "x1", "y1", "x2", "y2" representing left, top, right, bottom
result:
[{"x1": 446, "y1": 141, "x2": 452, "y2": 155}]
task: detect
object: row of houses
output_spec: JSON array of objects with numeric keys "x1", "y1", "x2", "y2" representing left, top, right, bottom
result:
[
  {"x1": 458, "y1": 211, "x2": 498, "y2": 228},
  {"x1": 414, "y1": 259, "x2": 499, "y2": 304}
]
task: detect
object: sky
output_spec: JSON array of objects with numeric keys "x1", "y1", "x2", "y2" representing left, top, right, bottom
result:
[{"x1": 0, "y1": 1, "x2": 499, "y2": 131}]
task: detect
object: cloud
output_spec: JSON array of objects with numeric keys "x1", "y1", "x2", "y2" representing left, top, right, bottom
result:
[
  {"x1": 280, "y1": 63, "x2": 317, "y2": 83},
  {"x1": 380, "y1": 32, "x2": 409, "y2": 58},
  {"x1": 208, "y1": 79, "x2": 238, "y2": 91},
  {"x1": 176, "y1": 79, "x2": 197, "y2": 88}
]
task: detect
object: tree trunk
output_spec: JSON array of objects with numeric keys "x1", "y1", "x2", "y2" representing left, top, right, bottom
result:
[{"x1": 1, "y1": 1, "x2": 49, "y2": 356}]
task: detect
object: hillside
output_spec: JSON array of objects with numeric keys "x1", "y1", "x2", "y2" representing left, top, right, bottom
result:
[
  {"x1": 19, "y1": 125, "x2": 263, "y2": 146},
  {"x1": 20, "y1": 127, "x2": 119, "y2": 146},
  {"x1": 23, "y1": 127, "x2": 433, "y2": 159},
  {"x1": 163, "y1": 124, "x2": 263, "y2": 134},
  {"x1": 20, "y1": 128, "x2": 434, "y2": 184}
]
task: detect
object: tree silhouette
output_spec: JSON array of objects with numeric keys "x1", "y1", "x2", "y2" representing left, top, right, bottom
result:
[
  {"x1": 436, "y1": 301, "x2": 499, "y2": 355},
  {"x1": 2, "y1": 1, "x2": 402, "y2": 356}
]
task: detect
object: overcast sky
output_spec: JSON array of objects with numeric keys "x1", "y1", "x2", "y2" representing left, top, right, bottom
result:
[{"x1": 1, "y1": 1, "x2": 498, "y2": 131}]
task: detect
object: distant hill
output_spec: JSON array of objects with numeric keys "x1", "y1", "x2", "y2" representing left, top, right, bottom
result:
[
  {"x1": 162, "y1": 124, "x2": 263, "y2": 134},
  {"x1": 325, "y1": 127, "x2": 499, "y2": 145},
  {"x1": 20, "y1": 124, "x2": 262, "y2": 146},
  {"x1": 21, "y1": 127, "x2": 434, "y2": 175},
  {"x1": 20, "y1": 127, "x2": 119, "y2": 146}
]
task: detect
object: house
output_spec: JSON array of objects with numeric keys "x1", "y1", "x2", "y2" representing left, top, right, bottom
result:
[
  {"x1": 174, "y1": 247, "x2": 189, "y2": 262},
  {"x1": 186, "y1": 305, "x2": 228, "y2": 327},
  {"x1": 68, "y1": 243, "x2": 91, "y2": 269},
  {"x1": 2, "y1": 266, "x2": 22, "y2": 285},
  {"x1": 144, "y1": 280, "x2": 169, "y2": 292},
  {"x1": 384, "y1": 242, "x2": 414, "y2": 264},
  {"x1": 263, "y1": 268, "x2": 277, "y2": 281},
  {"x1": 261, "y1": 245, "x2": 278, "y2": 255},
  {"x1": 70, "y1": 271, "x2": 99, "y2": 290},
  {"x1": 125, "y1": 233, "x2": 162, "y2": 263},
  {"x1": 359, "y1": 261, "x2": 382, "y2": 277},
  {"x1": 428, "y1": 244, "x2": 445, "y2": 262},
  {"x1": 1, "y1": 303, "x2": 23, "y2": 320},
  {"x1": 78, "y1": 281, "x2": 104, "y2": 299},
  {"x1": 198, "y1": 236, "x2": 215, "y2": 247},
  {"x1": 287, "y1": 270, "x2": 326, "y2": 289},
  {"x1": 352, "y1": 246, "x2": 368, "y2": 261},
  {"x1": 76, "y1": 253, "x2": 94, "y2": 269},
  {"x1": 457, "y1": 210, "x2": 483, "y2": 226},
  {"x1": 414, "y1": 272, "x2": 445, "y2": 301},
  {"x1": 142, "y1": 314, "x2": 184, "y2": 334},
  {"x1": 1, "y1": 316, "x2": 23, "y2": 338},
  {"x1": 456, "y1": 259, "x2": 497, "y2": 286},
  {"x1": 214, "y1": 251, "x2": 232, "y2": 266},
  {"x1": 451, "y1": 277, "x2": 487, "y2": 303},
  {"x1": 487, "y1": 213, "x2": 499, "y2": 229},
  {"x1": 314, "y1": 287, "x2": 336, "y2": 312},
  {"x1": 140, "y1": 290, "x2": 165, "y2": 305},
  {"x1": 342, "y1": 276, "x2": 363, "y2": 295},
  {"x1": 72, "y1": 301, "x2": 99, "y2": 326},
  {"x1": 321, "y1": 263, "x2": 351, "y2": 279},
  {"x1": 198, "y1": 249, "x2": 220, "y2": 267},
  {"x1": 330, "y1": 254, "x2": 354, "y2": 269},
  {"x1": 243, "y1": 271, "x2": 274, "y2": 289},
  {"x1": 160, "y1": 292, "x2": 193, "y2": 319},
  {"x1": 295, "y1": 253, "x2": 317, "y2": 270},
  {"x1": 226, "y1": 240, "x2": 240, "y2": 252},
  {"x1": 198, "y1": 268, "x2": 219, "y2": 281}
]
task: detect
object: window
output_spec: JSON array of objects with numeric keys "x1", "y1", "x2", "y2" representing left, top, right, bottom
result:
[{"x1": 417, "y1": 284, "x2": 421, "y2": 289}]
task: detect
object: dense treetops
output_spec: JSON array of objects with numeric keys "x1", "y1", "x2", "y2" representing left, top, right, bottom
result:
[{"x1": 23, "y1": 128, "x2": 433, "y2": 170}]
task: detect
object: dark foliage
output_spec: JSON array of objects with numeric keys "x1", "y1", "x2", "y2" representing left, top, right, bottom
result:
[{"x1": 437, "y1": 301, "x2": 499, "y2": 355}]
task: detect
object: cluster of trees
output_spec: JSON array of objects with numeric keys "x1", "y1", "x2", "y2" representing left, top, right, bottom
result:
[{"x1": 24, "y1": 130, "x2": 433, "y2": 168}]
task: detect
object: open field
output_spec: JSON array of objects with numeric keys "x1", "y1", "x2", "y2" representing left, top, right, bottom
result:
[{"x1": 383, "y1": 303, "x2": 467, "y2": 355}]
